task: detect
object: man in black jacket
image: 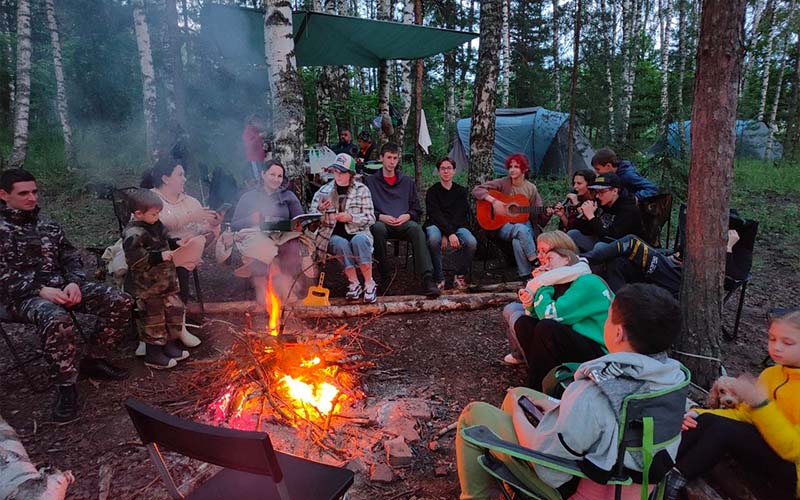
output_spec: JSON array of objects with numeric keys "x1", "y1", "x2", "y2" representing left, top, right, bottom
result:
[
  {"x1": 424, "y1": 158, "x2": 476, "y2": 290},
  {"x1": 0, "y1": 169, "x2": 133, "y2": 422},
  {"x1": 567, "y1": 173, "x2": 644, "y2": 252}
]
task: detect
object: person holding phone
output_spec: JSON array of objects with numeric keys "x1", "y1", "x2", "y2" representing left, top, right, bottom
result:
[{"x1": 456, "y1": 284, "x2": 685, "y2": 499}]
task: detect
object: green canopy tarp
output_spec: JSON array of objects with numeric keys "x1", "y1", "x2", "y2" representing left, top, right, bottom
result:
[{"x1": 202, "y1": 4, "x2": 477, "y2": 68}]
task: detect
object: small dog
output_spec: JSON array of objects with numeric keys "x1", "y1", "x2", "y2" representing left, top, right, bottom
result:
[{"x1": 707, "y1": 376, "x2": 741, "y2": 409}]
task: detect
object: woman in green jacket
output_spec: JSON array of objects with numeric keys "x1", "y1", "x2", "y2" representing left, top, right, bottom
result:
[{"x1": 516, "y1": 247, "x2": 614, "y2": 390}]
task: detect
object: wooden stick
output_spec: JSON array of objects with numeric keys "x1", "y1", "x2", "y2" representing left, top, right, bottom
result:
[{"x1": 187, "y1": 292, "x2": 516, "y2": 318}]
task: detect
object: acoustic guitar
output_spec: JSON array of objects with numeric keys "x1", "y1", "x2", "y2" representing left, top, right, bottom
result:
[{"x1": 476, "y1": 190, "x2": 580, "y2": 230}]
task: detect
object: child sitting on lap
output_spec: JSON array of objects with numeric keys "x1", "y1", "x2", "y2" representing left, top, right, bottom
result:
[
  {"x1": 123, "y1": 189, "x2": 189, "y2": 369},
  {"x1": 665, "y1": 311, "x2": 800, "y2": 500}
]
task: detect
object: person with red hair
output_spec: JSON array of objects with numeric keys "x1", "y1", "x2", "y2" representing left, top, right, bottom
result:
[{"x1": 473, "y1": 153, "x2": 551, "y2": 278}]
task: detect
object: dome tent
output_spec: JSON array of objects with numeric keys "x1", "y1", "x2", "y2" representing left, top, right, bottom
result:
[
  {"x1": 447, "y1": 107, "x2": 595, "y2": 178},
  {"x1": 647, "y1": 120, "x2": 783, "y2": 161}
]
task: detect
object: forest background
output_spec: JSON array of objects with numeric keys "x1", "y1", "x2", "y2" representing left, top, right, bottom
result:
[{"x1": 1, "y1": 0, "x2": 799, "y2": 193}]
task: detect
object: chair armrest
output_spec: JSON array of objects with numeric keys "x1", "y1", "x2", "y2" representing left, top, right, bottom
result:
[{"x1": 461, "y1": 425, "x2": 586, "y2": 478}]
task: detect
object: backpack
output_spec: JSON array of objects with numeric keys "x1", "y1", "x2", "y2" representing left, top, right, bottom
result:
[{"x1": 541, "y1": 362, "x2": 582, "y2": 399}]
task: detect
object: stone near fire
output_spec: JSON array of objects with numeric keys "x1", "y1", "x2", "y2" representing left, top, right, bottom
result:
[
  {"x1": 345, "y1": 458, "x2": 368, "y2": 474},
  {"x1": 384, "y1": 436, "x2": 413, "y2": 467},
  {"x1": 370, "y1": 463, "x2": 394, "y2": 483},
  {"x1": 402, "y1": 399, "x2": 432, "y2": 420},
  {"x1": 385, "y1": 417, "x2": 421, "y2": 442},
  {"x1": 374, "y1": 401, "x2": 423, "y2": 442}
]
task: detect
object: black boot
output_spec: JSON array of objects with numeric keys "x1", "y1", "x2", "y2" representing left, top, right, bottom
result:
[
  {"x1": 163, "y1": 340, "x2": 189, "y2": 361},
  {"x1": 420, "y1": 275, "x2": 442, "y2": 298},
  {"x1": 52, "y1": 384, "x2": 79, "y2": 422},
  {"x1": 144, "y1": 344, "x2": 177, "y2": 369},
  {"x1": 79, "y1": 357, "x2": 129, "y2": 381},
  {"x1": 660, "y1": 467, "x2": 688, "y2": 500}
]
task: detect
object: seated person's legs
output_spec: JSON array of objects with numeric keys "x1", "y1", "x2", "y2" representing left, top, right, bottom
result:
[
  {"x1": 454, "y1": 227, "x2": 478, "y2": 279},
  {"x1": 398, "y1": 220, "x2": 434, "y2": 279},
  {"x1": 349, "y1": 233, "x2": 376, "y2": 301},
  {"x1": 567, "y1": 229, "x2": 597, "y2": 253},
  {"x1": 676, "y1": 413, "x2": 797, "y2": 499},
  {"x1": 76, "y1": 281, "x2": 133, "y2": 344},
  {"x1": 15, "y1": 297, "x2": 78, "y2": 385},
  {"x1": 518, "y1": 319, "x2": 606, "y2": 391},
  {"x1": 370, "y1": 221, "x2": 390, "y2": 278},
  {"x1": 498, "y1": 222, "x2": 536, "y2": 277},
  {"x1": 502, "y1": 302, "x2": 527, "y2": 364},
  {"x1": 425, "y1": 224, "x2": 445, "y2": 285},
  {"x1": 456, "y1": 400, "x2": 558, "y2": 500}
]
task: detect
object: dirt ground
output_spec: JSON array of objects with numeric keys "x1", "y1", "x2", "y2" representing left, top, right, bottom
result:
[{"x1": 1, "y1": 200, "x2": 798, "y2": 500}]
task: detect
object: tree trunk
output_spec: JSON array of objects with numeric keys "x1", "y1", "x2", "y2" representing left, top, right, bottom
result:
[
  {"x1": 395, "y1": 0, "x2": 414, "y2": 148},
  {"x1": 676, "y1": 0, "x2": 688, "y2": 156},
  {"x1": 457, "y1": 0, "x2": 476, "y2": 116},
  {"x1": 739, "y1": 0, "x2": 767, "y2": 97},
  {"x1": 500, "y1": 0, "x2": 510, "y2": 107},
  {"x1": 619, "y1": 0, "x2": 634, "y2": 141},
  {"x1": 132, "y1": 0, "x2": 159, "y2": 163},
  {"x1": 552, "y1": 0, "x2": 561, "y2": 110},
  {"x1": 314, "y1": 0, "x2": 335, "y2": 145},
  {"x1": 0, "y1": 413, "x2": 75, "y2": 499},
  {"x1": 678, "y1": 0, "x2": 746, "y2": 389},
  {"x1": 376, "y1": 0, "x2": 394, "y2": 146},
  {"x1": 566, "y1": 0, "x2": 582, "y2": 176},
  {"x1": 757, "y1": 0, "x2": 777, "y2": 122},
  {"x1": 45, "y1": 0, "x2": 76, "y2": 169},
  {"x1": 263, "y1": 0, "x2": 307, "y2": 202},
  {"x1": 657, "y1": 0, "x2": 672, "y2": 138},
  {"x1": 413, "y1": 0, "x2": 423, "y2": 190},
  {"x1": 766, "y1": 42, "x2": 788, "y2": 159},
  {"x1": 467, "y1": 0, "x2": 502, "y2": 206},
  {"x1": 787, "y1": 28, "x2": 800, "y2": 158},
  {"x1": 10, "y1": 0, "x2": 31, "y2": 168},
  {"x1": 159, "y1": 0, "x2": 189, "y2": 157},
  {"x1": 601, "y1": 0, "x2": 616, "y2": 139}
]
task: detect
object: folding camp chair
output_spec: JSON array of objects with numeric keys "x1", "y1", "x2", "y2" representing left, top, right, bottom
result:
[
  {"x1": 0, "y1": 304, "x2": 91, "y2": 392},
  {"x1": 461, "y1": 365, "x2": 690, "y2": 500},
  {"x1": 108, "y1": 187, "x2": 205, "y2": 315},
  {"x1": 125, "y1": 398, "x2": 354, "y2": 500},
  {"x1": 675, "y1": 204, "x2": 758, "y2": 340}
]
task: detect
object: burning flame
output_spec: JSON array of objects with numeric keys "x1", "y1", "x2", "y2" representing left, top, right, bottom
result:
[
  {"x1": 266, "y1": 273, "x2": 280, "y2": 336},
  {"x1": 280, "y1": 375, "x2": 339, "y2": 415}
]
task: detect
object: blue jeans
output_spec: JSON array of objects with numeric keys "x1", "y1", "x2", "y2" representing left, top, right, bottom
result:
[
  {"x1": 425, "y1": 226, "x2": 477, "y2": 282},
  {"x1": 329, "y1": 233, "x2": 373, "y2": 268},
  {"x1": 502, "y1": 302, "x2": 527, "y2": 360},
  {"x1": 567, "y1": 229, "x2": 598, "y2": 253},
  {"x1": 497, "y1": 222, "x2": 536, "y2": 276}
]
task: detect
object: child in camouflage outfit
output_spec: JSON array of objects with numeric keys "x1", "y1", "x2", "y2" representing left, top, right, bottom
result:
[{"x1": 122, "y1": 189, "x2": 189, "y2": 369}]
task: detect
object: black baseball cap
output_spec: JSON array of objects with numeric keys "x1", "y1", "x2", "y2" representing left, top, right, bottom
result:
[{"x1": 589, "y1": 173, "x2": 621, "y2": 189}]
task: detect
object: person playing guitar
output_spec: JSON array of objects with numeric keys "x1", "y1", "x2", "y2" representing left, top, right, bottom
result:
[
  {"x1": 472, "y1": 153, "x2": 551, "y2": 278},
  {"x1": 554, "y1": 168, "x2": 597, "y2": 231}
]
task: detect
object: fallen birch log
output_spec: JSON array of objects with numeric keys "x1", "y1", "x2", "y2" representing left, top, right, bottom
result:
[
  {"x1": 187, "y1": 292, "x2": 517, "y2": 318},
  {"x1": 0, "y1": 414, "x2": 73, "y2": 500},
  {"x1": 466, "y1": 281, "x2": 523, "y2": 293}
]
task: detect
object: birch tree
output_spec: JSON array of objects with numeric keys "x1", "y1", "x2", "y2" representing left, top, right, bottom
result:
[
  {"x1": 657, "y1": 0, "x2": 672, "y2": 137},
  {"x1": 757, "y1": 0, "x2": 777, "y2": 122},
  {"x1": 467, "y1": 0, "x2": 502, "y2": 198},
  {"x1": 159, "y1": 0, "x2": 189, "y2": 153},
  {"x1": 766, "y1": 43, "x2": 787, "y2": 158},
  {"x1": 376, "y1": 0, "x2": 394, "y2": 145},
  {"x1": 45, "y1": 0, "x2": 76, "y2": 168},
  {"x1": 442, "y1": 0, "x2": 458, "y2": 138},
  {"x1": 500, "y1": 0, "x2": 510, "y2": 107},
  {"x1": 263, "y1": 0, "x2": 306, "y2": 201},
  {"x1": 679, "y1": 0, "x2": 747, "y2": 388},
  {"x1": 552, "y1": 0, "x2": 561, "y2": 110},
  {"x1": 1, "y1": 0, "x2": 15, "y2": 129},
  {"x1": 395, "y1": 0, "x2": 414, "y2": 147},
  {"x1": 676, "y1": 0, "x2": 689, "y2": 155},
  {"x1": 600, "y1": 0, "x2": 616, "y2": 138},
  {"x1": 10, "y1": 0, "x2": 31, "y2": 167},
  {"x1": 133, "y1": 0, "x2": 159, "y2": 162},
  {"x1": 314, "y1": 0, "x2": 334, "y2": 144},
  {"x1": 739, "y1": 0, "x2": 766, "y2": 96},
  {"x1": 788, "y1": 30, "x2": 800, "y2": 158}
]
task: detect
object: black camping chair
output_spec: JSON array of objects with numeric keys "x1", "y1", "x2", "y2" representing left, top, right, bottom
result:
[
  {"x1": 125, "y1": 398, "x2": 354, "y2": 500},
  {"x1": 108, "y1": 188, "x2": 205, "y2": 315},
  {"x1": 639, "y1": 193, "x2": 673, "y2": 248},
  {"x1": 675, "y1": 204, "x2": 758, "y2": 340},
  {"x1": 1, "y1": 304, "x2": 90, "y2": 392}
]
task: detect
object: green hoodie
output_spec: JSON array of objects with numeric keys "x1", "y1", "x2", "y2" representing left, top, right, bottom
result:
[{"x1": 524, "y1": 274, "x2": 614, "y2": 348}]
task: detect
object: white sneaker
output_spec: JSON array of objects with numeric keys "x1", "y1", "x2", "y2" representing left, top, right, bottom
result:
[
  {"x1": 346, "y1": 282, "x2": 363, "y2": 300},
  {"x1": 135, "y1": 341, "x2": 146, "y2": 356},
  {"x1": 436, "y1": 280, "x2": 445, "y2": 291},
  {"x1": 363, "y1": 282, "x2": 378, "y2": 304},
  {"x1": 502, "y1": 353, "x2": 525, "y2": 366},
  {"x1": 454, "y1": 275, "x2": 468, "y2": 291}
]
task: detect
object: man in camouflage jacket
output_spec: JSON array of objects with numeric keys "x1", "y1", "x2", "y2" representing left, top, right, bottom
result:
[{"x1": 0, "y1": 169, "x2": 133, "y2": 422}]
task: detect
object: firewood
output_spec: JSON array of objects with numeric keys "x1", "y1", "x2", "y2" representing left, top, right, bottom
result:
[
  {"x1": 0, "y1": 414, "x2": 74, "y2": 499},
  {"x1": 186, "y1": 292, "x2": 517, "y2": 318}
]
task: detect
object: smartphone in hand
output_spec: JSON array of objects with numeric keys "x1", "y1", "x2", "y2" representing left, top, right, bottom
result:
[
  {"x1": 518, "y1": 395, "x2": 545, "y2": 427},
  {"x1": 216, "y1": 202, "x2": 232, "y2": 214}
]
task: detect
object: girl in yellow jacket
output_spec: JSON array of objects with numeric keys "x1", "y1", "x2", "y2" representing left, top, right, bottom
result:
[{"x1": 665, "y1": 310, "x2": 800, "y2": 499}]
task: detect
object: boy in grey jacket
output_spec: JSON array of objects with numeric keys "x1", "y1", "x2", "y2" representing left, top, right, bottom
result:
[{"x1": 456, "y1": 283, "x2": 684, "y2": 499}]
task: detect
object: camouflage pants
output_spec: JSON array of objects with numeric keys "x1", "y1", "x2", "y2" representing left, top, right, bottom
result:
[
  {"x1": 134, "y1": 294, "x2": 185, "y2": 345},
  {"x1": 12, "y1": 282, "x2": 133, "y2": 384}
]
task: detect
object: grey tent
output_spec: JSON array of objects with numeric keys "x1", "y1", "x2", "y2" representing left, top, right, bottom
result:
[
  {"x1": 647, "y1": 120, "x2": 783, "y2": 161},
  {"x1": 448, "y1": 107, "x2": 595, "y2": 178}
]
